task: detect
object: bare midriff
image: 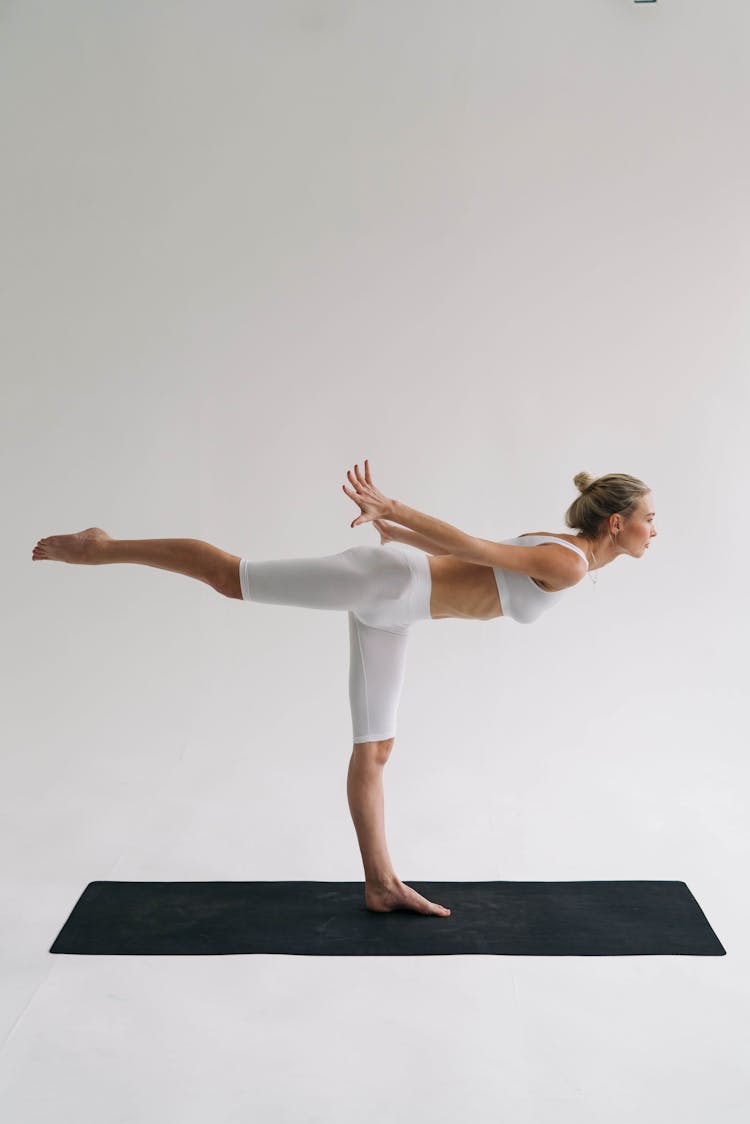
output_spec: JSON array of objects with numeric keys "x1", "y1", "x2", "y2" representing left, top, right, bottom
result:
[
  {"x1": 427, "y1": 555, "x2": 503, "y2": 619},
  {"x1": 426, "y1": 532, "x2": 585, "y2": 620}
]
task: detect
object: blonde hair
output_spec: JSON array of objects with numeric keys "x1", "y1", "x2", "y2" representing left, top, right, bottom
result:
[{"x1": 565, "y1": 472, "x2": 650, "y2": 538}]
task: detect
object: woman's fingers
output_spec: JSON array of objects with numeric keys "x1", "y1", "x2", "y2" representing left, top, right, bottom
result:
[
  {"x1": 347, "y1": 466, "x2": 367, "y2": 496},
  {"x1": 343, "y1": 481, "x2": 367, "y2": 515},
  {"x1": 344, "y1": 462, "x2": 377, "y2": 513},
  {"x1": 350, "y1": 461, "x2": 374, "y2": 491}
]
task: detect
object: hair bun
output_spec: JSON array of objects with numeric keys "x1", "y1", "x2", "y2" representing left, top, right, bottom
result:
[{"x1": 573, "y1": 471, "x2": 595, "y2": 493}]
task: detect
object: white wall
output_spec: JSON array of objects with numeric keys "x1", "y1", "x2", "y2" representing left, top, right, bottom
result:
[{"x1": 2, "y1": 2, "x2": 748, "y2": 1120}]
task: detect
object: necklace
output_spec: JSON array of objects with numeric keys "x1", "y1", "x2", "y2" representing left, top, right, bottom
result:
[
  {"x1": 582, "y1": 529, "x2": 617, "y2": 588},
  {"x1": 576, "y1": 536, "x2": 598, "y2": 584},
  {"x1": 588, "y1": 545, "x2": 598, "y2": 588}
]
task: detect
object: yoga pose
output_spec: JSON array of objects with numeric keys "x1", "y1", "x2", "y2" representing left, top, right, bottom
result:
[{"x1": 32, "y1": 461, "x2": 656, "y2": 918}]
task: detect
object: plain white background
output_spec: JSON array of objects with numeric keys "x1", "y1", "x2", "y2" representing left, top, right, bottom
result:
[{"x1": 2, "y1": 1, "x2": 749, "y2": 1120}]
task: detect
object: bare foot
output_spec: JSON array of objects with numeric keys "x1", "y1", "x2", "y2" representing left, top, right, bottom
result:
[
  {"x1": 31, "y1": 527, "x2": 112, "y2": 564},
  {"x1": 366, "y1": 878, "x2": 451, "y2": 917}
]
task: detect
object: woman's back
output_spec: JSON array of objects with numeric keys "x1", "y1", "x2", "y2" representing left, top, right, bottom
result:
[{"x1": 427, "y1": 532, "x2": 588, "y2": 622}]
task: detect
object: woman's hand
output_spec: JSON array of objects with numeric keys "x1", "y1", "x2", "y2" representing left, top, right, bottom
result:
[
  {"x1": 342, "y1": 460, "x2": 395, "y2": 529},
  {"x1": 372, "y1": 518, "x2": 397, "y2": 546}
]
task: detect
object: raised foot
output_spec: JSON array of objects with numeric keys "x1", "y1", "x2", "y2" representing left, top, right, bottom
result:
[
  {"x1": 366, "y1": 878, "x2": 451, "y2": 917},
  {"x1": 32, "y1": 527, "x2": 112, "y2": 564}
]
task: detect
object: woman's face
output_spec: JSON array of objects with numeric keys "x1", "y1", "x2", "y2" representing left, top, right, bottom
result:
[{"x1": 619, "y1": 493, "x2": 657, "y2": 556}]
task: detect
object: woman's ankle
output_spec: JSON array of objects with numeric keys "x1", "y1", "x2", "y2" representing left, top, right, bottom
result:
[{"x1": 365, "y1": 871, "x2": 400, "y2": 891}]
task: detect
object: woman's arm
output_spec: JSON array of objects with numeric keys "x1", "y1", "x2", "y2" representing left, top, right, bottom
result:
[
  {"x1": 456, "y1": 537, "x2": 588, "y2": 584},
  {"x1": 388, "y1": 501, "x2": 478, "y2": 557},
  {"x1": 343, "y1": 465, "x2": 577, "y2": 578},
  {"x1": 376, "y1": 521, "x2": 453, "y2": 556},
  {"x1": 388, "y1": 501, "x2": 586, "y2": 584}
]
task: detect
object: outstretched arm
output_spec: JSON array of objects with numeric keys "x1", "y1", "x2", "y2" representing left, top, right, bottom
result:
[
  {"x1": 342, "y1": 461, "x2": 472, "y2": 556},
  {"x1": 387, "y1": 501, "x2": 477, "y2": 557},
  {"x1": 373, "y1": 519, "x2": 452, "y2": 556},
  {"x1": 342, "y1": 461, "x2": 583, "y2": 583},
  {"x1": 391, "y1": 508, "x2": 586, "y2": 584}
]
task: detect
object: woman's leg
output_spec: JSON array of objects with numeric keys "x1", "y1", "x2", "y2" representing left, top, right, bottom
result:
[
  {"x1": 347, "y1": 739, "x2": 397, "y2": 886},
  {"x1": 347, "y1": 740, "x2": 451, "y2": 917},
  {"x1": 347, "y1": 612, "x2": 450, "y2": 916},
  {"x1": 238, "y1": 544, "x2": 409, "y2": 613},
  {"x1": 32, "y1": 532, "x2": 415, "y2": 613},
  {"x1": 33, "y1": 530, "x2": 450, "y2": 914},
  {"x1": 32, "y1": 527, "x2": 242, "y2": 597}
]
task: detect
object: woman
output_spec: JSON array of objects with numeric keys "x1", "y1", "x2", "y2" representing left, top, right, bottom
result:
[{"x1": 32, "y1": 461, "x2": 656, "y2": 919}]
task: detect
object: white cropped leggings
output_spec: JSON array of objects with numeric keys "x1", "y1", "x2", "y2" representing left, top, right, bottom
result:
[{"x1": 238, "y1": 543, "x2": 433, "y2": 744}]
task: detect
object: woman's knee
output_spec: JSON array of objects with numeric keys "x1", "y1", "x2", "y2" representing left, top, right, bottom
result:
[
  {"x1": 352, "y1": 737, "x2": 395, "y2": 766},
  {"x1": 218, "y1": 555, "x2": 243, "y2": 599}
]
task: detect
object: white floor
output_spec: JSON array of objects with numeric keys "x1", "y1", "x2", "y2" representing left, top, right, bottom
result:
[
  {"x1": 1, "y1": 950, "x2": 745, "y2": 1124},
  {"x1": 1, "y1": 686, "x2": 747, "y2": 1124}
]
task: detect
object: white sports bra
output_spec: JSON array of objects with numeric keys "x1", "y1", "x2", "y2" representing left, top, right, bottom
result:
[{"x1": 492, "y1": 534, "x2": 589, "y2": 624}]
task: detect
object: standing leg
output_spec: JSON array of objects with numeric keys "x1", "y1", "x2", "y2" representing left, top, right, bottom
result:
[
  {"x1": 347, "y1": 739, "x2": 451, "y2": 917},
  {"x1": 347, "y1": 612, "x2": 450, "y2": 916},
  {"x1": 347, "y1": 739, "x2": 397, "y2": 888},
  {"x1": 32, "y1": 527, "x2": 242, "y2": 597}
]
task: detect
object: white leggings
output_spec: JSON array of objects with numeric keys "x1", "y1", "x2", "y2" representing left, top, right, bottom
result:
[{"x1": 238, "y1": 543, "x2": 433, "y2": 744}]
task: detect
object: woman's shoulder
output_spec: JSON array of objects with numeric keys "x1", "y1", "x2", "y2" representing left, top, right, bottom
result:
[
  {"x1": 519, "y1": 532, "x2": 580, "y2": 546},
  {"x1": 517, "y1": 533, "x2": 589, "y2": 579}
]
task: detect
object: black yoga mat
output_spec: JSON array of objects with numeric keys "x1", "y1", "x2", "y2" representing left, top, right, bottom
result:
[{"x1": 49, "y1": 880, "x2": 725, "y2": 956}]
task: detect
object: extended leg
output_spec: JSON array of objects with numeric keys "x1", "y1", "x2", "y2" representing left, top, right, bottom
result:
[
  {"x1": 237, "y1": 544, "x2": 409, "y2": 613},
  {"x1": 32, "y1": 527, "x2": 242, "y2": 597}
]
